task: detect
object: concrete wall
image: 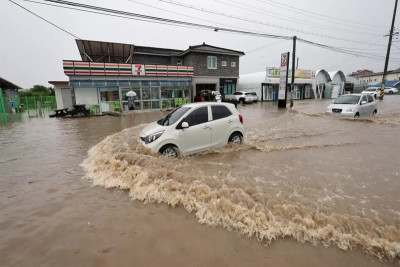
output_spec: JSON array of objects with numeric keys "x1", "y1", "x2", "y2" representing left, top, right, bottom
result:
[
  {"x1": 75, "y1": 88, "x2": 98, "y2": 106},
  {"x1": 133, "y1": 54, "x2": 172, "y2": 65}
]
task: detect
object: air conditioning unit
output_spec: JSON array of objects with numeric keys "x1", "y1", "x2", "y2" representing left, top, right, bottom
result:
[{"x1": 177, "y1": 59, "x2": 183, "y2": 66}]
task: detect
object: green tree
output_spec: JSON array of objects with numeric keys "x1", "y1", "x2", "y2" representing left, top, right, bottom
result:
[{"x1": 19, "y1": 85, "x2": 55, "y2": 97}]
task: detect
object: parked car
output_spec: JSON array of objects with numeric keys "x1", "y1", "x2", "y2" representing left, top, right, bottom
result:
[
  {"x1": 249, "y1": 92, "x2": 258, "y2": 102},
  {"x1": 362, "y1": 87, "x2": 398, "y2": 98},
  {"x1": 326, "y1": 94, "x2": 377, "y2": 117},
  {"x1": 383, "y1": 87, "x2": 399, "y2": 94},
  {"x1": 139, "y1": 102, "x2": 244, "y2": 157},
  {"x1": 361, "y1": 87, "x2": 380, "y2": 99},
  {"x1": 223, "y1": 91, "x2": 253, "y2": 104}
]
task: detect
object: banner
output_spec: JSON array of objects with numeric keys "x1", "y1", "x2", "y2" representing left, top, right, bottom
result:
[{"x1": 273, "y1": 68, "x2": 313, "y2": 79}]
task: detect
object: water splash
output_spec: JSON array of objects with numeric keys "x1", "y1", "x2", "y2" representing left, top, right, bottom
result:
[{"x1": 82, "y1": 125, "x2": 400, "y2": 261}]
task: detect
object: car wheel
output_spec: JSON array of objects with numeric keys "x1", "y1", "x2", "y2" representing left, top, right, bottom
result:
[
  {"x1": 389, "y1": 91, "x2": 393, "y2": 94},
  {"x1": 239, "y1": 98, "x2": 245, "y2": 104},
  {"x1": 354, "y1": 112, "x2": 360, "y2": 118},
  {"x1": 159, "y1": 145, "x2": 179, "y2": 158},
  {"x1": 229, "y1": 132, "x2": 243, "y2": 143},
  {"x1": 373, "y1": 109, "x2": 377, "y2": 116}
]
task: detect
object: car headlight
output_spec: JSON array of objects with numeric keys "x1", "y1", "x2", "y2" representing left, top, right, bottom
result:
[
  {"x1": 346, "y1": 107, "x2": 354, "y2": 112},
  {"x1": 326, "y1": 107, "x2": 331, "y2": 112},
  {"x1": 144, "y1": 130, "x2": 164, "y2": 144}
]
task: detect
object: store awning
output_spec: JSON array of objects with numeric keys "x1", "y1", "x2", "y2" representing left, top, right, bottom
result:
[{"x1": 76, "y1": 39, "x2": 134, "y2": 63}]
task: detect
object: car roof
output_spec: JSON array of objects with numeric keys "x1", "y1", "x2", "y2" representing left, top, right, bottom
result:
[{"x1": 183, "y1": 102, "x2": 236, "y2": 108}]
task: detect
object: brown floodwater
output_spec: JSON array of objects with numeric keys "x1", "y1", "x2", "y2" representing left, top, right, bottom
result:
[{"x1": 1, "y1": 97, "x2": 399, "y2": 266}]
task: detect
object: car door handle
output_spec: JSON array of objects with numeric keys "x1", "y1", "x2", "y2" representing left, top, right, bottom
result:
[
  {"x1": 227, "y1": 119, "x2": 233, "y2": 123},
  {"x1": 203, "y1": 125, "x2": 210, "y2": 129}
]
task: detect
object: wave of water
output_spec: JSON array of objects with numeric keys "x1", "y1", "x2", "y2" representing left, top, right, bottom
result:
[{"x1": 81, "y1": 125, "x2": 400, "y2": 261}]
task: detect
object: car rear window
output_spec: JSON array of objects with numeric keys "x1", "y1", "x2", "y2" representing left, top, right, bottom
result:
[{"x1": 211, "y1": 105, "x2": 232, "y2": 120}]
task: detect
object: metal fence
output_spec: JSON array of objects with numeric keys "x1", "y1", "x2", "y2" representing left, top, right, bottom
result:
[{"x1": 0, "y1": 88, "x2": 57, "y2": 124}]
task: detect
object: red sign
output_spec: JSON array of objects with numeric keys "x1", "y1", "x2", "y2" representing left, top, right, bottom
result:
[{"x1": 281, "y1": 52, "x2": 289, "y2": 67}]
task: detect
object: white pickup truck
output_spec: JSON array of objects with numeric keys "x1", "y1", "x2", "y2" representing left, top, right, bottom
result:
[{"x1": 223, "y1": 91, "x2": 256, "y2": 104}]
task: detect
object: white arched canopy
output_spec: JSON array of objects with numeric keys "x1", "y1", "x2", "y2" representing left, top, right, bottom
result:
[
  {"x1": 315, "y1": 69, "x2": 331, "y2": 83},
  {"x1": 238, "y1": 71, "x2": 266, "y2": 91},
  {"x1": 328, "y1": 71, "x2": 346, "y2": 84}
]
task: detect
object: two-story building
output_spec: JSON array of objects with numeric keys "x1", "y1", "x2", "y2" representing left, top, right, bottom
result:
[{"x1": 57, "y1": 39, "x2": 244, "y2": 112}]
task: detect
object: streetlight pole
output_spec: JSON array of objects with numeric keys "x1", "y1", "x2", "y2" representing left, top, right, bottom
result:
[{"x1": 379, "y1": 0, "x2": 398, "y2": 100}]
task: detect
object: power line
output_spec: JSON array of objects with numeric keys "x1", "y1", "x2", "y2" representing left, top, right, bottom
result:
[
  {"x1": 326, "y1": 37, "x2": 388, "y2": 70},
  {"x1": 214, "y1": 0, "x2": 383, "y2": 36},
  {"x1": 157, "y1": 0, "x2": 387, "y2": 46},
  {"x1": 9, "y1": 0, "x2": 80, "y2": 39},
  {"x1": 297, "y1": 38, "x2": 398, "y2": 60},
  {"x1": 126, "y1": 0, "x2": 259, "y2": 33},
  {"x1": 245, "y1": 39, "x2": 288, "y2": 53},
  {"x1": 36, "y1": 0, "x2": 292, "y2": 39},
  {"x1": 255, "y1": 0, "x2": 387, "y2": 29},
  {"x1": 22, "y1": 0, "x2": 398, "y2": 61}
]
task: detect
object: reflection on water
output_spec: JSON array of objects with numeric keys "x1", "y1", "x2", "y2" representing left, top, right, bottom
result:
[{"x1": 1, "y1": 99, "x2": 400, "y2": 264}]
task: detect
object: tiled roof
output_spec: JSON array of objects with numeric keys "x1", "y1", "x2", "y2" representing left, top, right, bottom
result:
[
  {"x1": 183, "y1": 43, "x2": 245, "y2": 56},
  {"x1": 134, "y1": 46, "x2": 183, "y2": 56}
]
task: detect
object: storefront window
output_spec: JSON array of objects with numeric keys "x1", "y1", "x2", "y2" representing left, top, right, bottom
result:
[
  {"x1": 121, "y1": 87, "x2": 140, "y2": 111},
  {"x1": 99, "y1": 87, "x2": 119, "y2": 112},
  {"x1": 151, "y1": 87, "x2": 160, "y2": 109}
]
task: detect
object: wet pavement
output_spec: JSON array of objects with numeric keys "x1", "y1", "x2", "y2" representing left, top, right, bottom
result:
[{"x1": 1, "y1": 96, "x2": 399, "y2": 266}]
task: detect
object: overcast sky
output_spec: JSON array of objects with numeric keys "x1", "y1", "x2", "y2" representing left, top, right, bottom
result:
[{"x1": 1, "y1": 0, "x2": 399, "y2": 88}]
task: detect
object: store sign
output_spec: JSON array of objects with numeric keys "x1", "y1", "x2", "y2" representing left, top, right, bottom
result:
[
  {"x1": 278, "y1": 52, "x2": 289, "y2": 100},
  {"x1": 220, "y1": 78, "x2": 237, "y2": 84},
  {"x1": 133, "y1": 64, "x2": 146, "y2": 76},
  {"x1": 273, "y1": 68, "x2": 313, "y2": 79}
]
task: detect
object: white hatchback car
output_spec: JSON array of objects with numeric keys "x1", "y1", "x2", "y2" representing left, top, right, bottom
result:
[
  {"x1": 139, "y1": 102, "x2": 244, "y2": 157},
  {"x1": 326, "y1": 94, "x2": 377, "y2": 117}
]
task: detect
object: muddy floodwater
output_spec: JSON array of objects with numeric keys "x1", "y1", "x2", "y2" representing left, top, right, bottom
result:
[{"x1": 1, "y1": 97, "x2": 399, "y2": 266}]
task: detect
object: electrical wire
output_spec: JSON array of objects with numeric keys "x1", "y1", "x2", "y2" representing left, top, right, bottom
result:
[
  {"x1": 126, "y1": 0, "x2": 259, "y2": 33},
  {"x1": 157, "y1": 0, "x2": 388, "y2": 46},
  {"x1": 17, "y1": 0, "x2": 399, "y2": 61},
  {"x1": 36, "y1": 0, "x2": 292, "y2": 39},
  {"x1": 9, "y1": 0, "x2": 80, "y2": 39},
  {"x1": 245, "y1": 39, "x2": 288, "y2": 53},
  {"x1": 254, "y1": 0, "x2": 388, "y2": 29},
  {"x1": 214, "y1": 0, "x2": 383, "y2": 36}
]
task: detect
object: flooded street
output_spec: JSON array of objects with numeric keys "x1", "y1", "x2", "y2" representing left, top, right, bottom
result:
[{"x1": 1, "y1": 97, "x2": 399, "y2": 266}]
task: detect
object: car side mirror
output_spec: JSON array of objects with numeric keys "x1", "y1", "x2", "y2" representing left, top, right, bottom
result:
[
  {"x1": 181, "y1": 122, "x2": 189, "y2": 129},
  {"x1": 361, "y1": 100, "x2": 367, "y2": 105}
]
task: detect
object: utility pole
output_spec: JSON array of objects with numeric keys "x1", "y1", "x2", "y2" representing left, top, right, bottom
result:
[
  {"x1": 379, "y1": 0, "x2": 398, "y2": 100},
  {"x1": 290, "y1": 36, "x2": 297, "y2": 108}
]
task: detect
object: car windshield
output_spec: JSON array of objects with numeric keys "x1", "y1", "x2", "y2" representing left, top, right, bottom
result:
[
  {"x1": 334, "y1": 95, "x2": 360, "y2": 104},
  {"x1": 366, "y1": 88, "x2": 377, "y2": 91},
  {"x1": 157, "y1": 106, "x2": 191, "y2": 126}
]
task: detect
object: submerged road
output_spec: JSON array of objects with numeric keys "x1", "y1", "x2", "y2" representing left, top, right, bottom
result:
[{"x1": 1, "y1": 96, "x2": 399, "y2": 266}]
